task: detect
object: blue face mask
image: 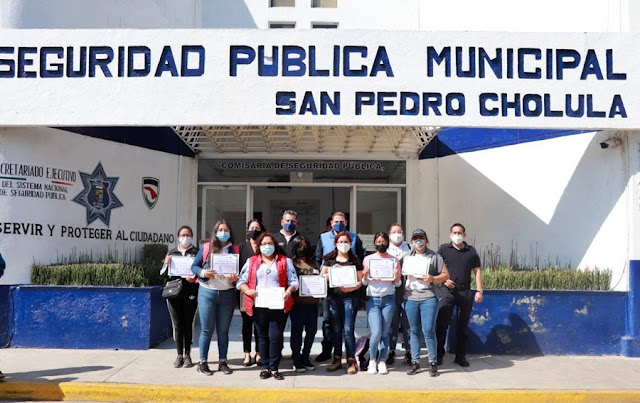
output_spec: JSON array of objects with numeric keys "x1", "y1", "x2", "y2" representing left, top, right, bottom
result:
[
  {"x1": 260, "y1": 244, "x2": 275, "y2": 256},
  {"x1": 216, "y1": 231, "x2": 231, "y2": 242},
  {"x1": 283, "y1": 221, "x2": 296, "y2": 233},
  {"x1": 333, "y1": 222, "x2": 346, "y2": 233}
]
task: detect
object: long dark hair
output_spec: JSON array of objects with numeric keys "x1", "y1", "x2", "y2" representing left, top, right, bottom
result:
[
  {"x1": 290, "y1": 236, "x2": 318, "y2": 268},
  {"x1": 322, "y1": 231, "x2": 358, "y2": 263},
  {"x1": 246, "y1": 219, "x2": 266, "y2": 231},
  {"x1": 209, "y1": 219, "x2": 235, "y2": 254},
  {"x1": 253, "y1": 232, "x2": 285, "y2": 257}
]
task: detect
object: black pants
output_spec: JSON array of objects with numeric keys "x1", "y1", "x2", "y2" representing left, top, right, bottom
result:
[
  {"x1": 253, "y1": 308, "x2": 288, "y2": 371},
  {"x1": 241, "y1": 311, "x2": 259, "y2": 354},
  {"x1": 166, "y1": 288, "x2": 198, "y2": 355},
  {"x1": 436, "y1": 288, "x2": 473, "y2": 359}
]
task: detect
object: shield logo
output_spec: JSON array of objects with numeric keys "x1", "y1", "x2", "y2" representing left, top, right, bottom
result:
[{"x1": 142, "y1": 177, "x2": 160, "y2": 210}]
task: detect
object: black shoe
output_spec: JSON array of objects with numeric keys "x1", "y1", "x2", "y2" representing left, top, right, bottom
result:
[
  {"x1": 272, "y1": 371, "x2": 284, "y2": 380},
  {"x1": 436, "y1": 356, "x2": 443, "y2": 366},
  {"x1": 183, "y1": 354, "x2": 194, "y2": 368},
  {"x1": 255, "y1": 355, "x2": 263, "y2": 367},
  {"x1": 242, "y1": 356, "x2": 252, "y2": 367},
  {"x1": 302, "y1": 358, "x2": 316, "y2": 371},
  {"x1": 294, "y1": 359, "x2": 307, "y2": 373},
  {"x1": 315, "y1": 350, "x2": 332, "y2": 362},
  {"x1": 0, "y1": 371, "x2": 6, "y2": 380},
  {"x1": 197, "y1": 362, "x2": 213, "y2": 376},
  {"x1": 407, "y1": 361, "x2": 420, "y2": 375},
  {"x1": 454, "y1": 356, "x2": 470, "y2": 367},
  {"x1": 403, "y1": 351, "x2": 412, "y2": 366},
  {"x1": 218, "y1": 361, "x2": 233, "y2": 374},
  {"x1": 259, "y1": 370, "x2": 271, "y2": 379},
  {"x1": 173, "y1": 355, "x2": 184, "y2": 368},
  {"x1": 429, "y1": 362, "x2": 439, "y2": 377},
  {"x1": 386, "y1": 350, "x2": 396, "y2": 365}
]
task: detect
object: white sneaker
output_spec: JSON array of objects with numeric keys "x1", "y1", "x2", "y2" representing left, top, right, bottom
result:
[
  {"x1": 367, "y1": 361, "x2": 378, "y2": 374},
  {"x1": 378, "y1": 361, "x2": 389, "y2": 375}
]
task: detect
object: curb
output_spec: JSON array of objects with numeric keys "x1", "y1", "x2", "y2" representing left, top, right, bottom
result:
[{"x1": 1, "y1": 382, "x2": 640, "y2": 402}]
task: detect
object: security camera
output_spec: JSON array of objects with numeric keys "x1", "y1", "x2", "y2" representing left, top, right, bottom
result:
[{"x1": 599, "y1": 138, "x2": 621, "y2": 149}]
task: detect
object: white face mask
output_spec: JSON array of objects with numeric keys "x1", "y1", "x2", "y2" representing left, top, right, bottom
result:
[
  {"x1": 390, "y1": 233, "x2": 404, "y2": 244},
  {"x1": 451, "y1": 234, "x2": 464, "y2": 245},
  {"x1": 178, "y1": 236, "x2": 192, "y2": 247},
  {"x1": 336, "y1": 243, "x2": 351, "y2": 253}
]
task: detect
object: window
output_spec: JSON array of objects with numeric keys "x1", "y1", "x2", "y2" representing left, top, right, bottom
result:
[
  {"x1": 312, "y1": 22, "x2": 338, "y2": 29},
  {"x1": 269, "y1": 22, "x2": 296, "y2": 29},
  {"x1": 270, "y1": 0, "x2": 295, "y2": 7},
  {"x1": 312, "y1": 0, "x2": 337, "y2": 8}
]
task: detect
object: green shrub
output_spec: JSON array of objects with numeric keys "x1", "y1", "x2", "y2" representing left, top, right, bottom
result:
[{"x1": 472, "y1": 266, "x2": 611, "y2": 291}]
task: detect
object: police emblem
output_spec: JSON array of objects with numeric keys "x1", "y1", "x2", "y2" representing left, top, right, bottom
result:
[
  {"x1": 142, "y1": 177, "x2": 159, "y2": 210},
  {"x1": 72, "y1": 162, "x2": 123, "y2": 226}
]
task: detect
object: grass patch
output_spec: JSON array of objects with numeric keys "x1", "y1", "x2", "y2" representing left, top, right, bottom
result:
[{"x1": 474, "y1": 266, "x2": 611, "y2": 290}]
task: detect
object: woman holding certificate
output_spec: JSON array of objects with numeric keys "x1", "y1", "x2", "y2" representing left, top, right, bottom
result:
[
  {"x1": 320, "y1": 232, "x2": 363, "y2": 375},
  {"x1": 362, "y1": 232, "x2": 402, "y2": 375},
  {"x1": 190, "y1": 219, "x2": 240, "y2": 377},
  {"x1": 402, "y1": 229, "x2": 449, "y2": 377},
  {"x1": 160, "y1": 225, "x2": 199, "y2": 369},
  {"x1": 237, "y1": 232, "x2": 299, "y2": 381}
]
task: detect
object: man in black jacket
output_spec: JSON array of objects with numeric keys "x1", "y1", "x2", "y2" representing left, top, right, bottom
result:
[{"x1": 274, "y1": 210, "x2": 311, "y2": 259}]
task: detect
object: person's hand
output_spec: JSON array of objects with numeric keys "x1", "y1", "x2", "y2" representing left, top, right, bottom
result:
[
  {"x1": 185, "y1": 275, "x2": 198, "y2": 283},
  {"x1": 228, "y1": 273, "x2": 238, "y2": 282},
  {"x1": 283, "y1": 289, "x2": 292, "y2": 301},
  {"x1": 340, "y1": 286, "x2": 356, "y2": 293},
  {"x1": 444, "y1": 279, "x2": 456, "y2": 289},
  {"x1": 247, "y1": 289, "x2": 258, "y2": 298},
  {"x1": 203, "y1": 269, "x2": 215, "y2": 279},
  {"x1": 164, "y1": 255, "x2": 171, "y2": 265},
  {"x1": 362, "y1": 267, "x2": 370, "y2": 280},
  {"x1": 421, "y1": 274, "x2": 435, "y2": 283},
  {"x1": 475, "y1": 291, "x2": 484, "y2": 303}
]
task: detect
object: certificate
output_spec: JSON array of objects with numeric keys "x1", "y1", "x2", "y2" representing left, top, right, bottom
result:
[
  {"x1": 255, "y1": 286, "x2": 285, "y2": 310},
  {"x1": 169, "y1": 256, "x2": 195, "y2": 277},
  {"x1": 368, "y1": 258, "x2": 396, "y2": 280},
  {"x1": 402, "y1": 255, "x2": 431, "y2": 277},
  {"x1": 299, "y1": 275, "x2": 327, "y2": 298},
  {"x1": 329, "y1": 265, "x2": 358, "y2": 288},
  {"x1": 211, "y1": 254, "x2": 239, "y2": 275}
]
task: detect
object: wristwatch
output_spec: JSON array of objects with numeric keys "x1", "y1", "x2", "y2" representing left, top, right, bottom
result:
[{"x1": 476, "y1": 290, "x2": 483, "y2": 294}]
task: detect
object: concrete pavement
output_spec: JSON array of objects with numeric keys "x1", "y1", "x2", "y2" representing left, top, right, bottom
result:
[{"x1": 0, "y1": 310, "x2": 639, "y2": 402}]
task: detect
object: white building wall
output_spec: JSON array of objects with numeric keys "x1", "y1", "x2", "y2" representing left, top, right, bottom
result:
[{"x1": 0, "y1": 127, "x2": 196, "y2": 284}]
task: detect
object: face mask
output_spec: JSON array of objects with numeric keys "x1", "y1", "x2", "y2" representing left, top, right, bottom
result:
[
  {"x1": 216, "y1": 231, "x2": 231, "y2": 242},
  {"x1": 375, "y1": 243, "x2": 389, "y2": 253},
  {"x1": 451, "y1": 234, "x2": 464, "y2": 245},
  {"x1": 283, "y1": 221, "x2": 296, "y2": 233},
  {"x1": 333, "y1": 222, "x2": 346, "y2": 233},
  {"x1": 246, "y1": 229, "x2": 262, "y2": 240},
  {"x1": 260, "y1": 244, "x2": 275, "y2": 256},
  {"x1": 178, "y1": 236, "x2": 192, "y2": 247},
  {"x1": 412, "y1": 239, "x2": 426, "y2": 250},
  {"x1": 336, "y1": 243, "x2": 351, "y2": 253},
  {"x1": 295, "y1": 247, "x2": 307, "y2": 257},
  {"x1": 390, "y1": 233, "x2": 404, "y2": 244}
]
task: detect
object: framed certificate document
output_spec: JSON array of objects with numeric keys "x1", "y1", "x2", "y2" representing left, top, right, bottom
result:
[
  {"x1": 299, "y1": 275, "x2": 327, "y2": 298},
  {"x1": 329, "y1": 265, "x2": 358, "y2": 288},
  {"x1": 211, "y1": 254, "x2": 239, "y2": 275},
  {"x1": 255, "y1": 286, "x2": 285, "y2": 310},
  {"x1": 368, "y1": 258, "x2": 396, "y2": 280},
  {"x1": 402, "y1": 255, "x2": 431, "y2": 277},
  {"x1": 169, "y1": 256, "x2": 195, "y2": 277}
]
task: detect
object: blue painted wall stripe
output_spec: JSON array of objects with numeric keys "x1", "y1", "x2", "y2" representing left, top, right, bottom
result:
[{"x1": 420, "y1": 128, "x2": 592, "y2": 159}]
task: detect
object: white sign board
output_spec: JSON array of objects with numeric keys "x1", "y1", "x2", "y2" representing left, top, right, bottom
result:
[{"x1": 0, "y1": 29, "x2": 637, "y2": 129}]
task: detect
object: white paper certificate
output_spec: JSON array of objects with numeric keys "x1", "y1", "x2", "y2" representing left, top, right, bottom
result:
[
  {"x1": 169, "y1": 256, "x2": 195, "y2": 277},
  {"x1": 368, "y1": 258, "x2": 396, "y2": 280},
  {"x1": 402, "y1": 255, "x2": 431, "y2": 277},
  {"x1": 329, "y1": 265, "x2": 358, "y2": 288},
  {"x1": 299, "y1": 275, "x2": 327, "y2": 298},
  {"x1": 211, "y1": 254, "x2": 239, "y2": 275},
  {"x1": 255, "y1": 286, "x2": 285, "y2": 310}
]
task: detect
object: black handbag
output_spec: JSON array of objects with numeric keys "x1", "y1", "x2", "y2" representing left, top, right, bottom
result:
[{"x1": 162, "y1": 278, "x2": 183, "y2": 299}]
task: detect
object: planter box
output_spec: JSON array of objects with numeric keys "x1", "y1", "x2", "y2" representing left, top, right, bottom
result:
[{"x1": 9, "y1": 285, "x2": 172, "y2": 350}]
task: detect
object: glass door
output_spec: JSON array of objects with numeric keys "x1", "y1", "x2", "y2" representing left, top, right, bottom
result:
[{"x1": 198, "y1": 185, "x2": 247, "y2": 245}]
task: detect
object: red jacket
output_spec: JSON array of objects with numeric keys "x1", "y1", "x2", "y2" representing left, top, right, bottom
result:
[{"x1": 244, "y1": 254, "x2": 294, "y2": 316}]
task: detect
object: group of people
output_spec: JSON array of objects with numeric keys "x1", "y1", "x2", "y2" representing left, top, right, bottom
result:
[{"x1": 161, "y1": 210, "x2": 483, "y2": 380}]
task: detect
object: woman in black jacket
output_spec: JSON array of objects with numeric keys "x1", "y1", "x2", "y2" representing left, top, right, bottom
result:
[{"x1": 161, "y1": 225, "x2": 199, "y2": 369}]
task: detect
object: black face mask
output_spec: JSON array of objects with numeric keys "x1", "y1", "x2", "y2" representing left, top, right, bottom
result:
[
  {"x1": 247, "y1": 230, "x2": 262, "y2": 240},
  {"x1": 295, "y1": 247, "x2": 307, "y2": 257},
  {"x1": 375, "y1": 243, "x2": 389, "y2": 253}
]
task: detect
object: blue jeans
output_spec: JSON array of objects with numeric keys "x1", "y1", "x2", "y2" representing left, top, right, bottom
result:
[
  {"x1": 404, "y1": 297, "x2": 438, "y2": 363},
  {"x1": 327, "y1": 294, "x2": 360, "y2": 358},
  {"x1": 197, "y1": 287, "x2": 235, "y2": 362},
  {"x1": 366, "y1": 294, "x2": 396, "y2": 361},
  {"x1": 289, "y1": 304, "x2": 318, "y2": 362}
]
